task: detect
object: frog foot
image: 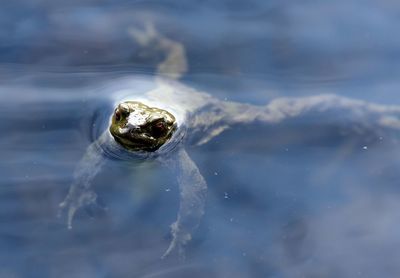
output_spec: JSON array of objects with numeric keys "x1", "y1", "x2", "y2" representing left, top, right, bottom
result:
[
  {"x1": 161, "y1": 221, "x2": 191, "y2": 260},
  {"x1": 58, "y1": 190, "x2": 98, "y2": 229}
]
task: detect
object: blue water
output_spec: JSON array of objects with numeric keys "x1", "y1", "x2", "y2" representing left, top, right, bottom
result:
[{"x1": 1, "y1": 1, "x2": 400, "y2": 277}]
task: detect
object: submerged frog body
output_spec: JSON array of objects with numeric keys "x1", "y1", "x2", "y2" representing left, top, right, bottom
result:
[
  {"x1": 59, "y1": 23, "x2": 400, "y2": 259},
  {"x1": 59, "y1": 95, "x2": 207, "y2": 258}
]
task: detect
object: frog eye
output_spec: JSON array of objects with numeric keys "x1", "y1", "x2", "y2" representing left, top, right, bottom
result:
[
  {"x1": 115, "y1": 110, "x2": 121, "y2": 121},
  {"x1": 119, "y1": 103, "x2": 130, "y2": 114},
  {"x1": 151, "y1": 121, "x2": 167, "y2": 137}
]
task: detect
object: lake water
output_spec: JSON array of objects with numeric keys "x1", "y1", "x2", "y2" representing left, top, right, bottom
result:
[{"x1": 1, "y1": 1, "x2": 400, "y2": 277}]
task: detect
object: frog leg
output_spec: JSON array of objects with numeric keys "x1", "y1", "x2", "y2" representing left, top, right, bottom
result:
[
  {"x1": 159, "y1": 148, "x2": 207, "y2": 259},
  {"x1": 128, "y1": 22, "x2": 188, "y2": 80},
  {"x1": 191, "y1": 94, "x2": 400, "y2": 145},
  {"x1": 58, "y1": 136, "x2": 106, "y2": 229}
]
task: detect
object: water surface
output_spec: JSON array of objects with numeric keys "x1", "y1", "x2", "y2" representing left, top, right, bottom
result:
[{"x1": 1, "y1": 1, "x2": 400, "y2": 277}]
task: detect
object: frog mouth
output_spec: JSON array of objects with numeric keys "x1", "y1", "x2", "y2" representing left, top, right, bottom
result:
[
  {"x1": 110, "y1": 116, "x2": 176, "y2": 152},
  {"x1": 115, "y1": 138, "x2": 159, "y2": 151},
  {"x1": 114, "y1": 130, "x2": 159, "y2": 151}
]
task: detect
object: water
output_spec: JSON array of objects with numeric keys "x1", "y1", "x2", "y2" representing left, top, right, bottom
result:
[{"x1": 2, "y1": 1, "x2": 400, "y2": 277}]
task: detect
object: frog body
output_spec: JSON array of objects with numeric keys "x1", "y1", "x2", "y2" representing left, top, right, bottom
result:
[{"x1": 59, "y1": 24, "x2": 400, "y2": 259}]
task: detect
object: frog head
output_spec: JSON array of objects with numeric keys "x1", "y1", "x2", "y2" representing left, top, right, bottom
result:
[{"x1": 109, "y1": 101, "x2": 177, "y2": 151}]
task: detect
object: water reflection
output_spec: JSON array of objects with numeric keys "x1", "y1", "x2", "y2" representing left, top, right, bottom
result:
[
  {"x1": 1, "y1": 1, "x2": 400, "y2": 277},
  {"x1": 1, "y1": 71, "x2": 400, "y2": 277}
]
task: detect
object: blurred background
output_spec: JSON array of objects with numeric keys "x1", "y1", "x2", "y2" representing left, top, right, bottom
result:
[{"x1": 1, "y1": 1, "x2": 400, "y2": 277}]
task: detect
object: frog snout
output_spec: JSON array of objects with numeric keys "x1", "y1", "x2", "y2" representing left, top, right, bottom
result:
[
  {"x1": 129, "y1": 127, "x2": 140, "y2": 136},
  {"x1": 118, "y1": 124, "x2": 140, "y2": 136}
]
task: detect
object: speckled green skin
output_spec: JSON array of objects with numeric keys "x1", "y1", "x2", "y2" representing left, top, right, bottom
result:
[{"x1": 109, "y1": 101, "x2": 177, "y2": 152}]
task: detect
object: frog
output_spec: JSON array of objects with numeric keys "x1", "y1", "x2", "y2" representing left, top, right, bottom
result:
[
  {"x1": 58, "y1": 23, "x2": 400, "y2": 259},
  {"x1": 59, "y1": 96, "x2": 205, "y2": 259}
]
